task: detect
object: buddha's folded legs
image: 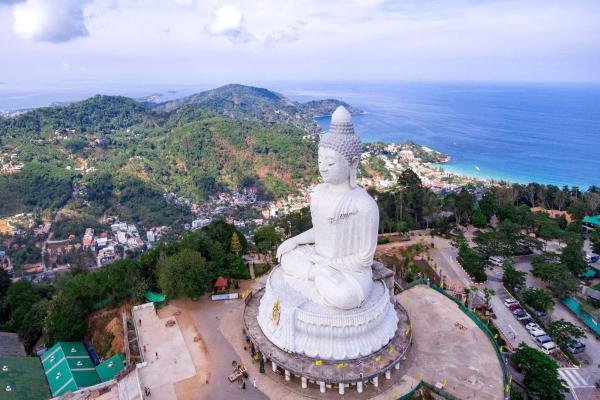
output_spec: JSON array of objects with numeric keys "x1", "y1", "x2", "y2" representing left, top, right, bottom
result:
[{"x1": 314, "y1": 266, "x2": 365, "y2": 310}]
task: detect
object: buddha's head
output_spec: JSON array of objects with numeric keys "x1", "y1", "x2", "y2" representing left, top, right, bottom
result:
[{"x1": 318, "y1": 106, "x2": 362, "y2": 187}]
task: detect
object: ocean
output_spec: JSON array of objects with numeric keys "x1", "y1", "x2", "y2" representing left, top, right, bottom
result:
[
  {"x1": 1, "y1": 81, "x2": 599, "y2": 188},
  {"x1": 280, "y1": 82, "x2": 600, "y2": 189}
]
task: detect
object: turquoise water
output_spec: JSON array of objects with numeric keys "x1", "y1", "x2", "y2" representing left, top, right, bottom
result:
[
  {"x1": 284, "y1": 82, "x2": 600, "y2": 188},
  {"x1": 563, "y1": 297, "x2": 600, "y2": 336}
]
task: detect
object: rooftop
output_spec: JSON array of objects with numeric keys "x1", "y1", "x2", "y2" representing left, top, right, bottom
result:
[
  {"x1": 0, "y1": 356, "x2": 51, "y2": 400},
  {"x1": 0, "y1": 333, "x2": 25, "y2": 357},
  {"x1": 41, "y1": 342, "x2": 99, "y2": 397}
]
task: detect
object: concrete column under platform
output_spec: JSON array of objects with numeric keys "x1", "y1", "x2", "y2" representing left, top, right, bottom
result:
[
  {"x1": 373, "y1": 376, "x2": 379, "y2": 387},
  {"x1": 395, "y1": 362, "x2": 400, "y2": 370},
  {"x1": 319, "y1": 381, "x2": 326, "y2": 393},
  {"x1": 284, "y1": 370, "x2": 291, "y2": 381},
  {"x1": 272, "y1": 361, "x2": 277, "y2": 372},
  {"x1": 385, "y1": 370, "x2": 391, "y2": 380},
  {"x1": 301, "y1": 376, "x2": 307, "y2": 389},
  {"x1": 357, "y1": 381, "x2": 363, "y2": 393},
  {"x1": 339, "y1": 383, "x2": 345, "y2": 395}
]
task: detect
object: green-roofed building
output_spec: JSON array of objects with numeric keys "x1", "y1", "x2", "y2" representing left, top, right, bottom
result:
[
  {"x1": 0, "y1": 356, "x2": 51, "y2": 400},
  {"x1": 41, "y1": 342, "x2": 100, "y2": 397},
  {"x1": 96, "y1": 353, "x2": 125, "y2": 382},
  {"x1": 583, "y1": 215, "x2": 600, "y2": 227}
]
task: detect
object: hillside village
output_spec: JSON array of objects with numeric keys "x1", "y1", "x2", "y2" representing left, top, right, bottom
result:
[{"x1": 0, "y1": 138, "x2": 494, "y2": 284}]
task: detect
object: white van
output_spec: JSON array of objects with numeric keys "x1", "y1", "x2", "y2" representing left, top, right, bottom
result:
[{"x1": 541, "y1": 341, "x2": 558, "y2": 354}]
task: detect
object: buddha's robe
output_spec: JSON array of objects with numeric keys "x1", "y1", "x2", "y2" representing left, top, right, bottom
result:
[{"x1": 280, "y1": 184, "x2": 379, "y2": 309}]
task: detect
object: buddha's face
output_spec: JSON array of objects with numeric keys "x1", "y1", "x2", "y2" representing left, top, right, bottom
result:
[{"x1": 318, "y1": 147, "x2": 352, "y2": 185}]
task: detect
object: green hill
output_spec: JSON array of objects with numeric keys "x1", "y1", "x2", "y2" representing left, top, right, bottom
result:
[
  {"x1": 154, "y1": 84, "x2": 362, "y2": 133},
  {"x1": 0, "y1": 86, "x2": 342, "y2": 226}
]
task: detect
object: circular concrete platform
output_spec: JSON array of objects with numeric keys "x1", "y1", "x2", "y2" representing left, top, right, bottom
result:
[{"x1": 243, "y1": 287, "x2": 412, "y2": 390}]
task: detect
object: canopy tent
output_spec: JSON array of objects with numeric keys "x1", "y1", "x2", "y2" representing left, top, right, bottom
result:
[
  {"x1": 145, "y1": 291, "x2": 167, "y2": 308},
  {"x1": 582, "y1": 215, "x2": 600, "y2": 227},
  {"x1": 583, "y1": 268, "x2": 597, "y2": 279}
]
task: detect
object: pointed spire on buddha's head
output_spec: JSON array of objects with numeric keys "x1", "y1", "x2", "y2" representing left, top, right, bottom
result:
[{"x1": 319, "y1": 106, "x2": 363, "y2": 164}]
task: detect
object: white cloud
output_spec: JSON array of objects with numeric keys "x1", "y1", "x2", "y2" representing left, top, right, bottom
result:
[
  {"x1": 13, "y1": 0, "x2": 89, "y2": 42},
  {"x1": 207, "y1": 4, "x2": 249, "y2": 41}
]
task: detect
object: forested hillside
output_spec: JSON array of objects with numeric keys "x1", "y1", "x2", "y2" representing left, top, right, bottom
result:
[{"x1": 0, "y1": 85, "x2": 331, "y2": 226}]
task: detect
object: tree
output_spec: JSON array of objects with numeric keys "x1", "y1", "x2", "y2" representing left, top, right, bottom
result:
[
  {"x1": 18, "y1": 299, "x2": 49, "y2": 351},
  {"x1": 455, "y1": 235, "x2": 489, "y2": 282},
  {"x1": 591, "y1": 230, "x2": 600, "y2": 254},
  {"x1": 479, "y1": 190, "x2": 497, "y2": 220},
  {"x1": 157, "y1": 248, "x2": 212, "y2": 299},
  {"x1": 502, "y1": 261, "x2": 526, "y2": 291},
  {"x1": 230, "y1": 232, "x2": 242, "y2": 255},
  {"x1": 521, "y1": 288, "x2": 554, "y2": 312},
  {"x1": 547, "y1": 271, "x2": 579, "y2": 299},
  {"x1": 3, "y1": 280, "x2": 42, "y2": 333},
  {"x1": 483, "y1": 287, "x2": 495, "y2": 310},
  {"x1": 44, "y1": 290, "x2": 88, "y2": 343},
  {"x1": 560, "y1": 235, "x2": 587, "y2": 276},
  {"x1": 510, "y1": 346, "x2": 567, "y2": 400},
  {"x1": 548, "y1": 319, "x2": 586, "y2": 348},
  {"x1": 253, "y1": 225, "x2": 283, "y2": 262},
  {"x1": 472, "y1": 208, "x2": 487, "y2": 229},
  {"x1": 0, "y1": 268, "x2": 10, "y2": 298}
]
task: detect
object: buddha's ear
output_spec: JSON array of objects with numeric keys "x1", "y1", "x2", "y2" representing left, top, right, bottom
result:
[{"x1": 349, "y1": 156, "x2": 359, "y2": 188}]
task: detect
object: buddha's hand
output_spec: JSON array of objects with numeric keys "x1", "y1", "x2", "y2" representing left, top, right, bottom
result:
[{"x1": 276, "y1": 237, "x2": 298, "y2": 262}]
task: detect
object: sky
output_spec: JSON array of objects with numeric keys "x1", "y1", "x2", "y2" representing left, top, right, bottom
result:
[{"x1": 1, "y1": 0, "x2": 600, "y2": 88}]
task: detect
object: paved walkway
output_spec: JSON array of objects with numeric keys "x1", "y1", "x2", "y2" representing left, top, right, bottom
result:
[{"x1": 132, "y1": 303, "x2": 196, "y2": 400}]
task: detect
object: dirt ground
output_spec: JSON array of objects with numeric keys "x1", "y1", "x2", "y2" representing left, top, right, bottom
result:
[{"x1": 86, "y1": 300, "x2": 135, "y2": 359}]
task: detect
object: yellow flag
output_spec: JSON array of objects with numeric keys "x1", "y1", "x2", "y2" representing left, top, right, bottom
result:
[
  {"x1": 443, "y1": 378, "x2": 447, "y2": 387},
  {"x1": 389, "y1": 347, "x2": 395, "y2": 354},
  {"x1": 509, "y1": 376, "x2": 512, "y2": 384},
  {"x1": 315, "y1": 360, "x2": 322, "y2": 366},
  {"x1": 375, "y1": 355, "x2": 381, "y2": 362},
  {"x1": 499, "y1": 346, "x2": 503, "y2": 353},
  {"x1": 337, "y1": 362, "x2": 344, "y2": 369},
  {"x1": 494, "y1": 333, "x2": 498, "y2": 339},
  {"x1": 506, "y1": 384, "x2": 510, "y2": 393},
  {"x1": 419, "y1": 372, "x2": 423, "y2": 380},
  {"x1": 410, "y1": 321, "x2": 413, "y2": 327},
  {"x1": 405, "y1": 328, "x2": 410, "y2": 335}
]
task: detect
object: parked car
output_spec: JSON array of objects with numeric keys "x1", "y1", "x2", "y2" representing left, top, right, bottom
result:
[
  {"x1": 567, "y1": 339, "x2": 586, "y2": 354},
  {"x1": 585, "y1": 253, "x2": 599, "y2": 263},
  {"x1": 490, "y1": 256, "x2": 507, "y2": 267},
  {"x1": 514, "y1": 309, "x2": 527, "y2": 319},
  {"x1": 520, "y1": 317, "x2": 533, "y2": 326},
  {"x1": 530, "y1": 329, "x2": 547, "y2": 338},
  {"x1": 532, "y1": 309, "x2": 547, "y2": 318},
  {"x1": 535, "y1": 335, "x2": 553, "y2": 345},
  {"x1": 517, "y1": 312, "x2": 531, "y2": 321},
  {"x1": 504, "y1": 298, "x2": 519, "y2": 307},
  {"x1": 526, "y1": 323, "x2": 541, "y2": 333},
  {"x1": 508, "y1": 304, "x2": 522, "y2": 311},
  {"x1": 541, "y1": 341, "x2": 558, "y2": 354}
]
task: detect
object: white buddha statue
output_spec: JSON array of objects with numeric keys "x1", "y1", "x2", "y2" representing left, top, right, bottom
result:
[
  {"x1": 257, "y1": 106, "x2": 398, "y2": 360},
  {"x1": 276, "y1": 106, "x2": 378, "y2": 310}
]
